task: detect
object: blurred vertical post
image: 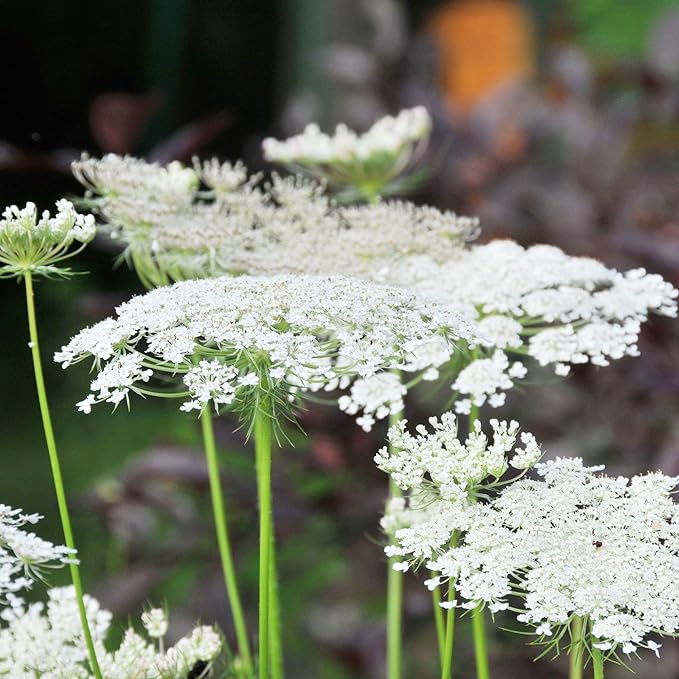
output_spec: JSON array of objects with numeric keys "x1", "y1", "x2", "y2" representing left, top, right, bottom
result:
[
  {"x1": 277, "y1": 0, "x2": 332, "y2": 128},
  {"x1": 143, "y1": 0, "x2": 190, "y2": 148}
]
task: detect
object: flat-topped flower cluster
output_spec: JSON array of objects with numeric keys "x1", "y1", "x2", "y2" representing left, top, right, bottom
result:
[
  {"x1": 0, "y1": 503, "x2": 74, "y2": 599},
  {"x1": 55, "y1": 274, "x2": 475, "y2": 425},
  {"x1": 429, "y1": 458, "x2": 679, "y2": 658},
  {"x1": 378, "y1": 414, "x2": 679, "y2": 661},
  {"x1": 359, "y1": 240, "x2": 678, "y2": 414},
  {"x1": 0, "y1": 587, "x2": 222, "y2": 678},
  {"x1": 72, "y1": 155, "x2": 477, "y2": 288}
]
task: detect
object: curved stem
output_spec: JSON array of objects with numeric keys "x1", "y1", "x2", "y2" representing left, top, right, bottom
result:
[
  {"x1": 569, "y1": 616, "x2": 584, "y2": 679},
  {"x1": 440, "y1": 587, "x2": 456, "y2": 679},
  {"x1": 255, "y1": 408, "x2": 274, "y2": 679},
  {"x1": 200, "y1": 411, "x2": 254, "y2": 675},
  {"x1": 471, "y1": 606, "x2": 490, "y2": 679},
  {"x1": 592, "y1": 646, "x2": 604, "y2": 679},
  {"x1": 23, "y1": 272, "x2": 103, "y2": 679}
]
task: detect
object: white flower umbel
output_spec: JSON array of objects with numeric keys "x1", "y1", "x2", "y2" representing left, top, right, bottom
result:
[
  {"x1": 71, "y1": 155, "x2": 477, "y2": 289},
  {"x1": 55, "y1": 274, "x2": 475, "y2": 430},
  {"x1": 376, "y1": 413, "x2": 542, "y2": 564},
  {"x1": 0, "y1": 200, "x2": 95, "y2": 278},
  {"x1": 262, "y1": 107, "x2": 432, "y2": 200},
  {"x1": 0, "y1": 586, "x2": 222, "y2": 678},
  {"x1": 389, "y1": 241, "x2": 678, "y2": 412},
  {"x1": 0, "y1": 504, "x2": 74, "y2": 599},
  {"x1": 431, "y1": 458, "x2": 679, "y2": 664},
  {"x1": 73, "y1": 153, "x2": 198, "y2": 205}
]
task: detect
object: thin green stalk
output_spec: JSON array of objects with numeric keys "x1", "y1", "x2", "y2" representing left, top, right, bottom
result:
[
  {"x1": 432, "y1": 578, "x2": 445, "y2": 671},
  {"x1": 269, "y1": 527, "x2": 284, "y2": 679},
  {"x1": 255, "y1": 408, "x2": 274, "y2": 679},
  {"x1": 592, "y1": 646, "x2": 604, "y2": 679},
  {"x1": 23, "y1": 272, "x2": 103, "y2": 679},
  {"x1": 386, "y1": 405, "x2": 404, "y2": 679},
  {"x1": 387, "y1": 478, "x2": 404, "y2": 679},
  {"x1": 471, "y1": 607, "x2": 490, "y2": 679},
  {"x1": 440, "y1": 586, "x2": 456, "y2": 679},
  {"x1": 200, "y1": 411, "x2": 254, "y2": 675},
  {"x1": 569, "y1": 616, "x2": 584, "y2": 679},
  {"x1": 466, "y1": 405, "x2": 491, "y2": 679}
]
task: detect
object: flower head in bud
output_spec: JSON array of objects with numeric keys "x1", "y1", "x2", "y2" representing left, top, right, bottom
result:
[{"x1": 0, "y1": 200, "x2": 95, "y2": 278}]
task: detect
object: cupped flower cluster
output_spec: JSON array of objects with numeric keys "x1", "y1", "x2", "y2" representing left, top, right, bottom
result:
[
  {"x1": 429, "y1": 458, "x2": 679, "y2": 660},
  {"x1": 71, "y1": 155, "x2": 477, "y2": 289},
  {"x1": 0, "y1": 587, "x2": 222, "y2": 678},
  {"x1": 73, "y1": 153, "x2": 199, "y2": 205},
  {"x1": 0, "y1": 503, "x2": 74, "y2": 599},
  {"x1": 376, "y1": 413, "x2": 542, "y2": 566},
  {"x1": 0, "y1": 200, "x2": 95, "y2": 278},
  {"x1": 54, "y1": 274, "x2": 475, "y2": 428},
  {"x1": 262, "y1": 107, "x2": 431, "y2": 199}
]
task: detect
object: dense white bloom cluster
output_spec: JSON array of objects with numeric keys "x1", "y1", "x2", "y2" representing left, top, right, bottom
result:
[
  {"x1": 376, "y1": 414, "x2": 541, "y2": 567},
  {"x1": 0, "y1": 504, "x2": 74, "y2": 599},
  {"x1": 262, "y1": 107, "x2": 431, "y2": 188},
  {"x1": 55, "y1": 275, "x2": 475, "y2": 426},
  {"x1": 387, "y1": 241, "x2": 678, "y2": 412},
  {"x1": 0, "y1": 200, "x2": 96, "y2": 278},
  {"x1": 71, "y1": 155, "x2": 477, "y2": 288},
  {"x1": 73, "y1": 154, "x2": 198, "y2": 204},
  {"x1": 429, "y1": 458, "x2": 679, "y2": 659},
  {"x1": 0, "y1": 586, "x2": 222, "y2": 678}
]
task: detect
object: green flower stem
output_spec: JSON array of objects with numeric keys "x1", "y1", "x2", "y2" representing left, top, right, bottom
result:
[
  {"x1": 432, "y1": 577, "x2": 445, "y2": 671},
  {"x1": 468, "y1": 405, "x2": 490, "y2": 679},
  {"x1": 254, "y1": 407, "x2": 275, "y2": 679},
  {"x1": 569, "y1": 616, "x2": 584, "y2": 679},
  {"x1": 440, "y1": 586, "x2": 456, "y2": 679},
  {"x1": 200, "y1": 410, "x2": 254, "y2": 676},
  {"x1": 387, "y1": 402, "x2": 404, "y2": 679},
  {"x1": 471, "y1": 606, "x2": 490, "y2": 679},
  {"x1": 387, "y1": 475, "x2": 404, "y2": 679},
  {"x1": 23, "y1": 271, "x2": 103, "y2": 679},
  {"x1": 592, "y1": 646, "x2": 604, "y2": 679},
  {"x1": 269, "y1": 527, "x2": 284, "y2": 679}
]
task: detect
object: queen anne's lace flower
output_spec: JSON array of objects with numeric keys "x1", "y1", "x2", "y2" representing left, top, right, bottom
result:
[
  {"x1": 262, "y1": 107, "x2": 431, "y2": 198},
  {"x1": 55, "y1": 274, "x2": 475, "y2": 428},
  {"x1": 0, "y1": 200, "x2": 95, "y2": 278},
  {"x1": 376, "y1": 414, "x2": 542, "y2": 566},
  {"x1": 0, "y1": 504, "x2": 74, "y2": 599},
  {"x1": 428, "y1": 458, "x2": 679, "y2": 660},
  {"x1": 389, "y1": 242, "x2": 677, "y2": 411},
  {"x1": 0, "y1": 586, "x2": 221, "y2": 678},
  {"x1": 71, "y1": 155, "x2": 477, "y2": 288}
]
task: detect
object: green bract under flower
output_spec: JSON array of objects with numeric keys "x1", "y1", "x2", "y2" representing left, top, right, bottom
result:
[
  {"x1": 54, "y1": 274, "x2": 476, "y2": 430},
  {"x1": 0, "y1": 201, "x2": 95, "y2": 278}
]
